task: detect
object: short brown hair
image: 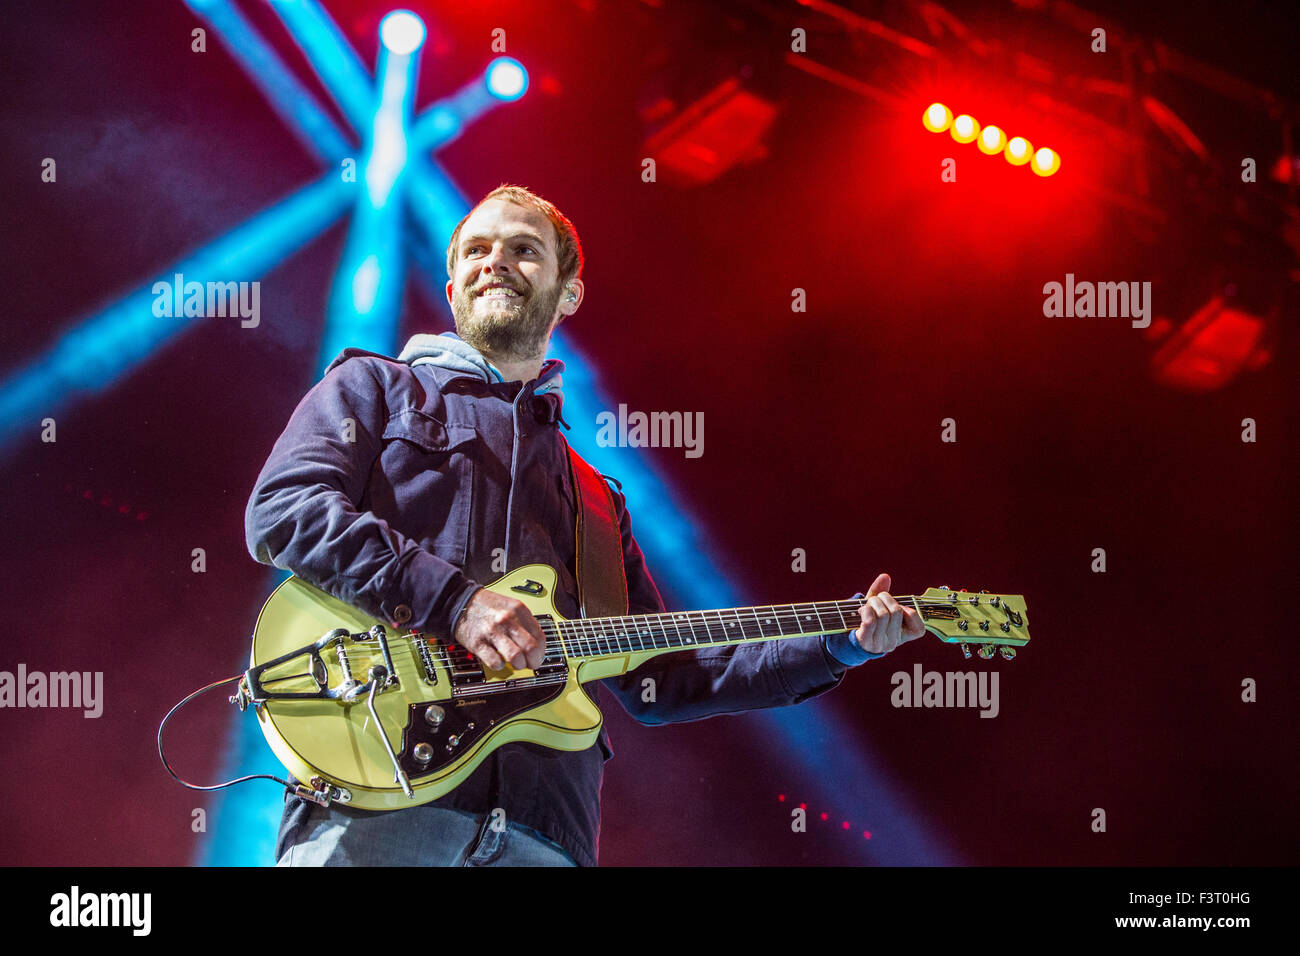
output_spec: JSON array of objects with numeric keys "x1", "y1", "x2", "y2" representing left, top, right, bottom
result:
[{"x1": 446, "y1": 184, "x2": 584, "y2": 289}]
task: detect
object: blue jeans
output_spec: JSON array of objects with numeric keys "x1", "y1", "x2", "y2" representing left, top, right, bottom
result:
[{"x1": 275, "y1": 800, "x2": 579, "y2": 867}]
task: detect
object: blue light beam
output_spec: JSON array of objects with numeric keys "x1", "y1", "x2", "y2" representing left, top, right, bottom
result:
[
  {"x1": 0, "y1": 176, "x2": 355, "y2": 450},
  {"x1": 319, "y1": 17, "x2": 421, "y2": 368}
]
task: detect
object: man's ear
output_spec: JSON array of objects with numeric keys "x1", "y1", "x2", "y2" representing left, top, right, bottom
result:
[
  {"x1": 560, "y1": 277, "x2": 585, "y2": 317},
  {"x1": 444, "y1": 279, "x2": 454, "y2": 310}
]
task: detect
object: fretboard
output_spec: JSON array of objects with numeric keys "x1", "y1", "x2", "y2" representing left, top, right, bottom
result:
[{"x1": 541, "y1": 598, "x2": 916, "y2": 661}]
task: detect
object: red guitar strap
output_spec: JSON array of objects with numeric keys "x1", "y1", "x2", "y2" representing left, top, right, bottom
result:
[{"x1": 562, "y1": 437, "x2": 628, "y2": 618}]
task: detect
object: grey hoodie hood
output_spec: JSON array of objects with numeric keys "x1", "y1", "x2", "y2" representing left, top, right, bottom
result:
[{"x1": 398, "y1": 331, "x2": 564, "y2": 397}]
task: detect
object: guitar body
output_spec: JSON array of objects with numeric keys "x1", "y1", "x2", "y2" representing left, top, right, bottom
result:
[{"x1": 249, "y1": 564, "x2": 656, "y2": 811}]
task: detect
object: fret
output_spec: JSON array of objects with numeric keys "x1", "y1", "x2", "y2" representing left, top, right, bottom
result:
[
  {"x1": 628, "y1": 614, "x2": 647, "y2": 652},
  {"x1": 731, "y1": 607, "x2": 752, "y2": 643},
  {"x1": 640, "y1": 612, "x2": 661, "y2": 650},
  {"x1": 702, "y1": 610, "x2": 723, "y2": 645},
  {"x1": 681, "y1": 612, "x2": 702, "y2": 646},
  {"x1": 686, "y1": 612, "x2": 706, "y2": 645},
  {"x1": 841, "y1": 599, "x2": 862, "y2": 632},
  {"x1": 601, "y1": 616, "x2": 616, "y2": 654},
  {"x1": 592, "y1": 617, "x2": 612, "y2": 655},
  {"x1": 661, "y1": 611, "x2": 681, "y2": 647},
  {"x1": 754, "y1": 605, "x2": 782, "y2": 639},
  {"x1": 641, "y1": 612, "x2": 667, "y2": 650},
  {"x1": 711, "y1": 609, "x2": 731, "y2": 646},
  {"x1": 810, "y1": 601, "x2": 831, "y2": 636},
  {"x1": 662, "y1": 613, "x2": 679, "y2": 648},
  {"x1": 569, "y1": 617, "x2": 590, "y2": 658},
  {"x1": 776, "y1": 602, "x2": 801, "y2": 636},
  {"x1": 612, "y1": 614, "x2": 636, "y2": 653},
  {"x1": 584, "y1": 616, "x2": 603, "y2": 656}
]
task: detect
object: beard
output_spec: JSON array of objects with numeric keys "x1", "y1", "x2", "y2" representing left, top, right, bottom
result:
[{"x1": 451, "y1": 277, "x2": 565, "y2": 362}]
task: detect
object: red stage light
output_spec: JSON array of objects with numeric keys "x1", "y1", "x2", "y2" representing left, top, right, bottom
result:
[
  {"x1": 1032, "y1": 147, "x2": 1061, "y2": 176},
  {"x1": 950, "y1": 113, "x2": 979, "y2": 144},
  {"x1": 923, "y1": 102, "x2": 952, "y2": 133},
  {"x1": 978, "y1": 124, "x2": 1006, "y2": 155},
  {"x1": 1005, "y1": 136, "x2": 1032, "y2": 165}
]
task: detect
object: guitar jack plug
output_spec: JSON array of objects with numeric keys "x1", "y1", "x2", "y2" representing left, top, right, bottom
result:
[{"x1": 295, "y1": 776, "x2": 352, "y2": 808}]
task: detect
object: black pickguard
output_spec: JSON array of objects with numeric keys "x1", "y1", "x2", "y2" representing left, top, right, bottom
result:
[{"x1": 397, "y1": 679, "x2": 567, "y2": 778}]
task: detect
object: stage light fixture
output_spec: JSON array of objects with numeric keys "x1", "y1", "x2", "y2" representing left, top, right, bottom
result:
[
  {"x1": 486, "y1": 56, "x2": 528, "y2": 100},
  {"x1": 977, "y1": 124, "x2": 1006, "y2": 155},
  {"x1": 922, "y1": 102, "x2": 951, "y2": 133},
  {"x1": 950, "y1": 113, "x2": 979, "y2": 144},
  {"x1": 1031, "y1": 146, "x2": 1061, "y2": 176},
  {"x1": 1005, "y1": 136, "x2": 1032, "y2": 165},
  {"x1": 379, "y1": 10, "x2": 425, "y2": 55}
]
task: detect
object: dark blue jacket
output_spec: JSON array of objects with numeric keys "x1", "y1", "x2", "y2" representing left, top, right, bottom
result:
[{"x1": 244, "y1": 335, "x2": 850, "y2": 866}]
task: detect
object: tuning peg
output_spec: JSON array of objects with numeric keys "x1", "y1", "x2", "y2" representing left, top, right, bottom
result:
[
  {"x1": 999, "y1": 647, "x2": 1016, "y2": 661},
  {"x1": 938, "y1": 585, "x2": 950, "y2": 590},
  {"x1": 959, "y1": 643, "x2": 972, "y2": 659},
  {"x1": 976, "y1": 644, "x2": 996, "y2": 660}
]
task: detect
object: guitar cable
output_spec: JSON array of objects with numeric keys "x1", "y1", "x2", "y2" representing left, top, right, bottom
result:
[{"x1": 158, "y1": 673, "x2": 296, "y2": 796}]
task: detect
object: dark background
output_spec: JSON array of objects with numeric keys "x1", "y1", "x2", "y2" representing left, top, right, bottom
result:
[{"x1": 0, "y1": 0, "x2": 1294, "y2": 866}]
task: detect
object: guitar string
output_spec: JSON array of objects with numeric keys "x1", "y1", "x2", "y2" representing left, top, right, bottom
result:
[
  {"x1": 261, "y1": 598, "x2": 1022, "y2": 682},
  {"x1": 383, "y1": 598, "x2": 1015, "y2": 666},
  {"x1": 395, "y1": 599, "x2": 1011, "y2": 665}
]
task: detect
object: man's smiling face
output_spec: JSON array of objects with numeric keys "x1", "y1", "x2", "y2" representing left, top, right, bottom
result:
[{"x1": 446, "y1": 199, "x2": 568, "y2": 361}]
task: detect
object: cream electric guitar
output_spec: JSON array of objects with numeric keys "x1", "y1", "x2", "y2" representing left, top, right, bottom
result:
[{"x1": 235, "y1": 565, "x2": 1030, "y2": 810}]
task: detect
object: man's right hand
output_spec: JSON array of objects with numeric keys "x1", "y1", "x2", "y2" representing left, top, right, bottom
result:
[{"x1": 453, "y1": 588, "x2": 548, "y2": 671}]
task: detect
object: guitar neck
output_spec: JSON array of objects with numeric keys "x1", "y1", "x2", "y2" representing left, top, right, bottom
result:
[{"x1": 549, "y1": 598, "x2": 898, "y2": 662}]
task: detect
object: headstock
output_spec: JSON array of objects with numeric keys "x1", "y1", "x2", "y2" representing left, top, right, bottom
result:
[{"x1": 915, "y1": 587, "x2": 1030, "y2": 660}]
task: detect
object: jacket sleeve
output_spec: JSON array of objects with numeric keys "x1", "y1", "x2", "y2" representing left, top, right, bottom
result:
[
  {"x1": 244, "y1": 357, "x2": 480, "y2": 639},
  {"x1": 599, "y1": 483, "x2": 849, "y2": 726}
]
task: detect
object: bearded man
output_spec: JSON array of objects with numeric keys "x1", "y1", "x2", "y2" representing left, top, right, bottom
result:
[{"x1": 244, "y1": 184, "x2": 923, "y2": 866}]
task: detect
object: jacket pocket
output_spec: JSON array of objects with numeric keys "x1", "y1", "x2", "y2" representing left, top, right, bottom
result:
[{"x1": 377, "y1": 410, "x2": 478, "y2": 568}]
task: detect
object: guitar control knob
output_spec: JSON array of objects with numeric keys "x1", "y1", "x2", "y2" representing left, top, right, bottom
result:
[
  {"x1": 1000, "y1": 621, "x2": 1011, "y2": 632},
  {"x1": 957, "y1": 620, "x2": 968, "y2": 631},
  {"x1": 425, "y1": 705, "x2": 445, "y2": 727},
  {"x1": 448, "y1": 735, "x2": 461, "y2": 748},
  {"x1": 976, "y1": 644, "x2": 996, "y2": 660},
  {"x1": 999, "y1": 647, "x2": 1017, "y2": 661},
  {"x1": 979, "y1": 620, "x2": 990, "y2": 631},
  {"x1": 413, "y1": 742, "x2": 434, "y2": 765}
]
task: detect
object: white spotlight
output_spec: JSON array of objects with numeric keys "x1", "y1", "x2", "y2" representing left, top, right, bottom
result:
[{"x1": 380, "y1": 10, "x2": 426, "y2": 56}]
